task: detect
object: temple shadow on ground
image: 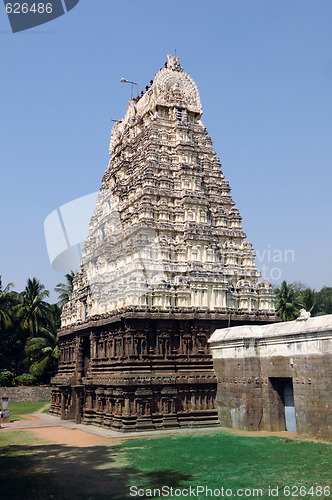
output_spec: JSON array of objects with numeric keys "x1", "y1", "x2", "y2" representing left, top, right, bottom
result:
[{"x1": 0, "y1": 442, "x2": 193, "y2": 500}]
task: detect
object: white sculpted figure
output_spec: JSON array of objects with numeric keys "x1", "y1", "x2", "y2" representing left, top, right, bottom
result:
[{"x1": 297, "y1": 308, "x2": 311, "y2": 320}]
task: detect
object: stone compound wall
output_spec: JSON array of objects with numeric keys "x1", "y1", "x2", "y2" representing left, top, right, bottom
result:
[
  {"x1": 0, "y1": 386, "x2": 52, "y2": 403},
  {"x1": 212, "y1": 351, "x2": 332, "y2": 440},
  {"x1": 209, "y1": 316, "x2": 332, "y2": 441}
]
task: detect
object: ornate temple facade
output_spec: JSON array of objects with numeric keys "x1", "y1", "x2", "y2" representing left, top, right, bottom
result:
[{"x1": 50, "y1": 55, "x2": 277, "y2": 431}]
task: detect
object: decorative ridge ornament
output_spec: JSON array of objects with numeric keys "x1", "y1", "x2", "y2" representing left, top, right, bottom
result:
[
  {"x1": 109, "y1": 55, "x2": 202, "y2": 154},
  {"x1": 153, "y1": 61, "x2": 202, "y2": 114},
  {"x1": 167, "y1": 54, "x2": 183, "y2": 72}
]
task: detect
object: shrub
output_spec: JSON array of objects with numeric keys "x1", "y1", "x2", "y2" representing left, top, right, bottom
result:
[
  {"x1": 14, "y1": 374, "x2": 38, "y2": 386},
  {"x1": 0, "y1": 370, "x2": 14, "y2": 387}
]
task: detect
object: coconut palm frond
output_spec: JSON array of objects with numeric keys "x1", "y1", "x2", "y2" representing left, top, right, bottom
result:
[{"x1": 55, "y1": 271, "x2": 75, "y2": 308}]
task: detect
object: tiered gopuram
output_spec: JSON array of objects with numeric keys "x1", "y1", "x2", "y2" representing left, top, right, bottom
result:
[{"x1": 50, "y1": 55, "x2": 277, "y2": 431}]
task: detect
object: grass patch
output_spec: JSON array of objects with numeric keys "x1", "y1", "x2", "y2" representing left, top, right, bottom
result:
[
  {"x1": 42, "y1": 403, "x2": 51, "y2": 413},
  {"x1": 0, "y1": 431, "x2": 64, "y2": 499},
  {"x1": 0, "y1": 430, "x2": 42, "y2": 447},
  {"x1": 0, "y1": 430, "x2": 331, "y2": 499},
  {"x1": 0, "y1": 430, "x2": 124, "y2": 500},
  {"x1": 111, "y1": 432, "x2": 332, "y2": 499},
  {"x1": 8, "y1": 401, "x2": 50, "y2": 421}
]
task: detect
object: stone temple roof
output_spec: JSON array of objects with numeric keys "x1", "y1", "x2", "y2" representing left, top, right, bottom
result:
[
  {"x1": 209, "y1": 313, "x2": 332, "y2": 343},
  {"x1": 61, "y1": 54, "x2": 276, "y2": 328},
  {"x1": 109, "y1": 55, "x2": 202, "y2": 154}
]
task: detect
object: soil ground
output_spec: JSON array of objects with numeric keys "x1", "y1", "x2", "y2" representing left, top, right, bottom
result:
[
  {"x1": 30, "y1": 426, "x2": 126, "y2": 447},
  {"x1": 3, "y1": 408, "x2": 329, "y2": 445}
]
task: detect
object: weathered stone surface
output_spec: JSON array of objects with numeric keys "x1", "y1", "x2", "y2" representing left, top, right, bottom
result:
[
  {"x1": 209, "y1": 314, "x2": 332, "y2": 440},
  {"x1": 62, "y1": 55, "x2": 275, "y2": 326},
  {"x1": 51, "y1": 55, "x2": 277, "y2": 431},
  {"x1": 0, "y1": 386, "x2": 52, "y2": 403}
]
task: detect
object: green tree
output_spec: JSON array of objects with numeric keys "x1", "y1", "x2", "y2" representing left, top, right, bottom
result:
[
  {"x1": 298, "y1": 287, "x2": 318, "y2": 316},
  {"x1": 15, "y1": 278, "x2": 51, "y2": 337},
  {"x1": 316, "y1": 286, "x2": 332, "y2": 315},
  {"x1": 25, "y1": 304, "x2": 61, "y2": 382},
  {"x1": 0, "y1": 278, "x2": 27, "y2": 375},
  {"x1": 275, "y1": 280, "x2": 303, "y2": 321},
  {"x1": 55, "y1": 270, "x2": 75, "y2": 308},
  {"x1": 0, "y1": 276, "x2": 14, "y2": 331}
]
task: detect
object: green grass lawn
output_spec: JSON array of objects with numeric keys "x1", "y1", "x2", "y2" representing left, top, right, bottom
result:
[
  {"x1": 113, "y1": 432, "x2": 332, "y2": 499},
  {"x1": 7, "y1": 401, "x2": 50, "y2": 421},
  {"x1": 0, "y1": 430, "x2": 331, "y2": 500}
]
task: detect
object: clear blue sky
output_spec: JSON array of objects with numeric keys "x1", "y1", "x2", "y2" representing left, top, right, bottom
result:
[{"x1": 1, "y1": 0, "x2": 331, "y2": 301}]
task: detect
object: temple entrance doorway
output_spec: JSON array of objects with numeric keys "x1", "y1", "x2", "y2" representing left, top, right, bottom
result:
[{"x1": 269, "y1": 377, "x2": 296, "y2": 432}]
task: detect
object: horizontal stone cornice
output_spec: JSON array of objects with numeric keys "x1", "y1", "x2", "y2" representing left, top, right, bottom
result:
[{"x1": 59, "y1": 310, "x2": 278, "y2": 336}]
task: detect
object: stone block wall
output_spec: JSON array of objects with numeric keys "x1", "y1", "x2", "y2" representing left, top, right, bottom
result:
[
  {"x1": 0, "y1": 386, "x2": 52, "y2": 403},
  {"x1": 209, "y1": 317, "x2": 332, "y2": 441},
  {"x1": 213, "y1": 351, "x2": 332, "y2": 440},
  {"x1": 261, "y1": 352, "x2": 331, "y2": 439}
]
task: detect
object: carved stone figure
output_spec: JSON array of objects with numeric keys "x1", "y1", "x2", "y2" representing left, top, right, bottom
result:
[{"x1": 297, "y1": 309, "x2": 311, "y2": 320}]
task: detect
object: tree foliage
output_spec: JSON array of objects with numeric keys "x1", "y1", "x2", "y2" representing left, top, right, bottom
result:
[
  {"x1": 14, "y1": 277, "x2": 51, "y2": 337},
  {"x1": 274, "y1": 281, "x2": 332, "y2": 321},
  {"x1": 275, "y1": 281, "x2": 303, "y2": 321},
  {"x1": 25, "y1": 304, "x2": 61, "y2": 380},
  {"x1": 55, "y1": 271, "x2": 75, "y2": 307},
  {"x1": 0, "y1": 276, "x2": 64, "y2": 385},
  {"x1": 0, "y1": 277, "x2": 14, "y2": 331},
  {"x1": 316, "y1": 287, "x2": 332, "y2": 315}
]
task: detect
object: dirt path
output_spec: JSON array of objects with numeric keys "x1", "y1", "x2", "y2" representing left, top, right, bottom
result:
[
  {"x1": 29, "y1": 426, "x2": 126, "y2": 447},
  {"x1": 27, "y1": 424, "x2": 330, "y2": 447},
  {"x1": 34, "y1": 402, "x2": 51, "y2": 414},
  {"x1": 223, "y1": 427, "x2": 332, "y2": 444},
  {"x1": 15, "y1": 414, "x2": 40, "y2": 422},
  {"x1": 5, "y1": 409, "x2": 331, "y2": 446},
  {"x1": 225, "y1": 428, "x2": 297, "y2": 439}
]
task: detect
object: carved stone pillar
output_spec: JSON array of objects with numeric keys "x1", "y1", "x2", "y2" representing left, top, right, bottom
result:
[
  {"x1": 75, "y1": 338, "x2": 84, "y2": 384},
  {"x1": 60, "y1": 389, "x2": 67, "y2": 420},
  {"x1": 124, "y1": 396, "x2": 130, "y2": 415},
  {"x1": 74, "y1": 386, "x2": 83, "y2": 424},
  {"x1": 90, "y1": 332, "x2": 97, "y2": 358}
]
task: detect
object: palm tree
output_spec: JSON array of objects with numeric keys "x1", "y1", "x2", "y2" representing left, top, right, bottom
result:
[
  {"x1": 15, "y1": 278, "x2": 51, "y2": 337},
  {"x1": 25, "y1": 304, "x2": 61, "y2": 381},
  {"x1": 55, "y1": 270, "x2": 75, "y2": 308},
  {"x1": 299, "y1": 288, "x2": 318, "y2": 316},
  {"x1": 0, "y1": 276, "x2": 14, "y2": 331},
  {"x1": 0, "y1": 277, "x2": 27, "y2": 375},
  {"x1": 275, "y1": 281, "x2": 303, "y2": 321}
]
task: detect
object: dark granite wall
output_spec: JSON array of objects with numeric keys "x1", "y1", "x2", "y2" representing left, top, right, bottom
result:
[{"x1": 213, "y1": 350, "x2": 332, "y2": 440}]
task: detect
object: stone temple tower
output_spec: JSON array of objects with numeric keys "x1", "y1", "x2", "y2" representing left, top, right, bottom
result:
[{"x1": 50, "y1": 55, "x2": 277, "y2": 431}]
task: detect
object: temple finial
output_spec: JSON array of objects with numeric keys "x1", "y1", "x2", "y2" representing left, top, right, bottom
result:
[{"x1": 167, "y1": 54, "x2": 183, "y2": 72}]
